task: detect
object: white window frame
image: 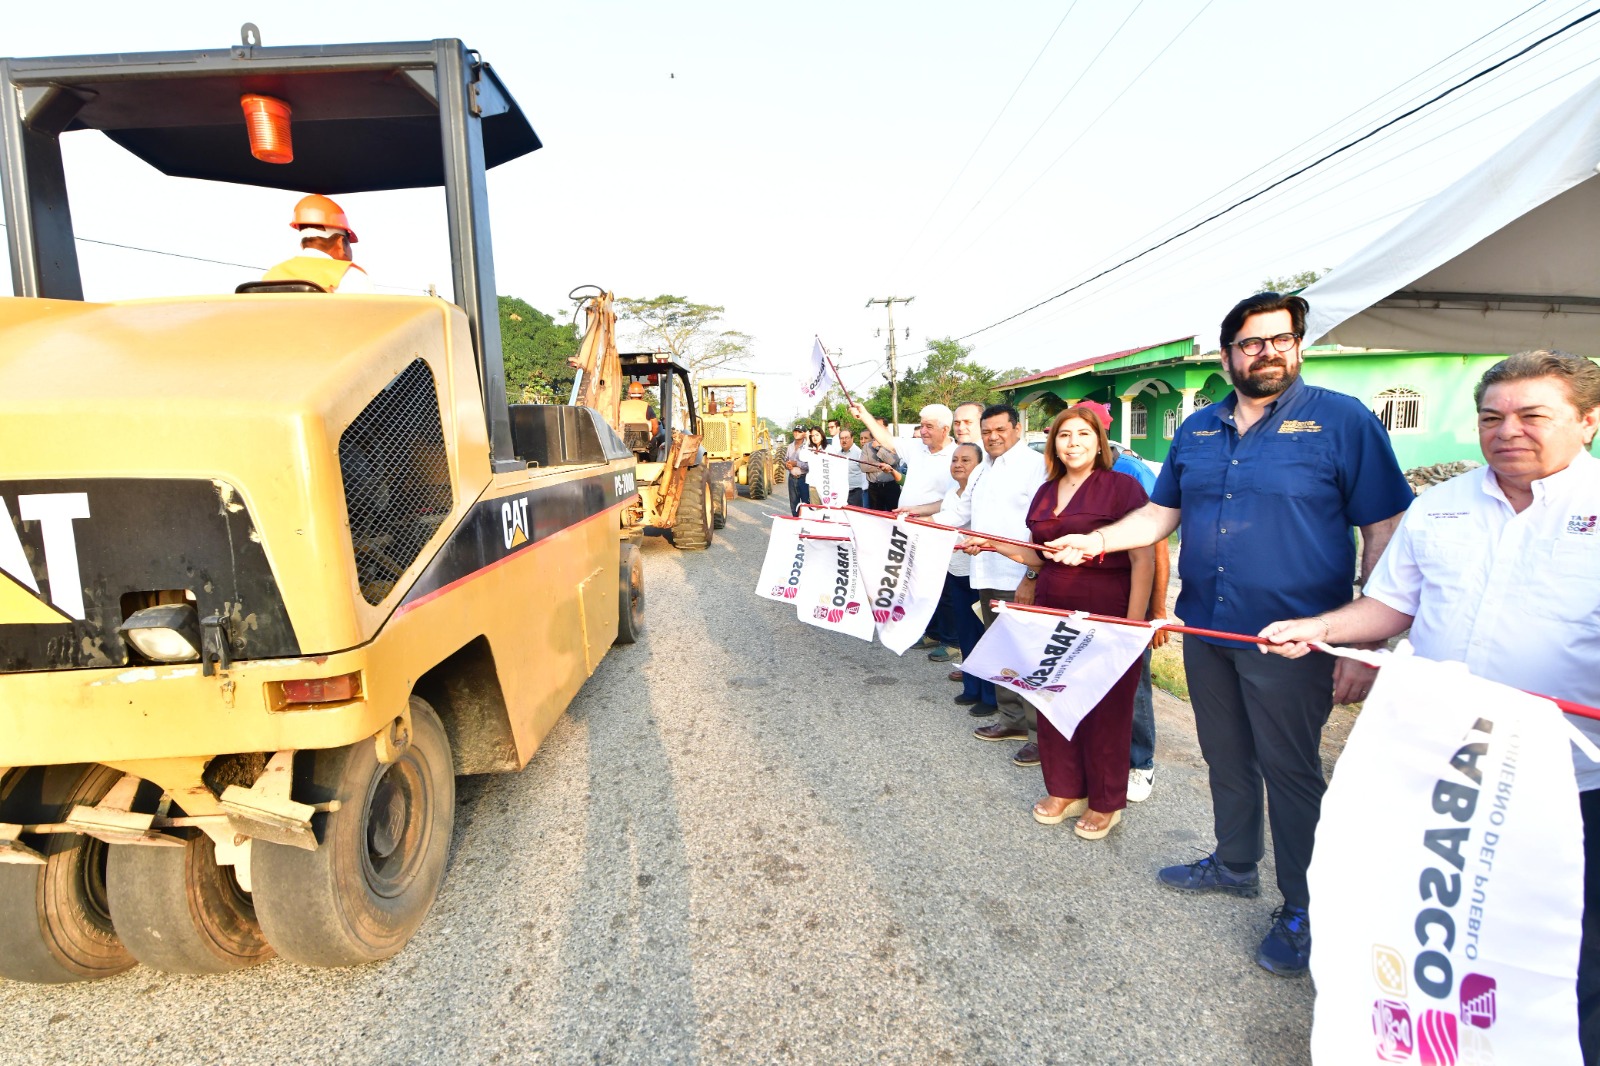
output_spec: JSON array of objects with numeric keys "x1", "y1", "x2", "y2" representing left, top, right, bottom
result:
[
  {"x1": 1129, "y1": 401, "x2": 1148, "y2": 439},
  {"x1": 1372, "y1": 386, "x2": 1424, "y2": 434},
  {"x1": 1163, "y1": 407, "x2": 1177, "y2": 439}
]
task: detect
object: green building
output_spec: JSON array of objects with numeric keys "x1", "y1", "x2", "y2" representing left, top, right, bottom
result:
[{"x1": 998, "y1": 336, "x2": 1504, "y2": 469}]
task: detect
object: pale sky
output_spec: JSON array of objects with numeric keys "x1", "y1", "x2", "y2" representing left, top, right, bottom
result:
[{"x1": 7, "y1": 1, "x2": 1599, "y2": 420}]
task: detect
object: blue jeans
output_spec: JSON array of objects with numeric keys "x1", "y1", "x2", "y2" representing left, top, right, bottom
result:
[
  {"x1": 1130, "y1": 648, "x2": 1154, "y2": 770},
  {"x1": 938, "y1": 573, "x2": 989, "y2": 701},
  {"x1": 788, "y1": 474, "x2": 808, "y2": 516}
]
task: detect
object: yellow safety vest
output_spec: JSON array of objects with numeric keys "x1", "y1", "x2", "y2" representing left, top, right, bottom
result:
[{"x1": 261, "y1": 256, "x2": 365, "y2": 292}]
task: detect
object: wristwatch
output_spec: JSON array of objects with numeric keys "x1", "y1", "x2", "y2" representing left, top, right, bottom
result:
[{"x1": 1024, "y1": 568, "x2": 1040, "y2": 580}]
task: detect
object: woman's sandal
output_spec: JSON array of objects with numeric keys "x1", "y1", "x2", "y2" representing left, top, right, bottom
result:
[
  {"x1": 1033, "y1": 797, "x2": 1089, "y2": 825},
  {"x1": 1073, "y1": 809, "x2": 1123, "y2": 840}
]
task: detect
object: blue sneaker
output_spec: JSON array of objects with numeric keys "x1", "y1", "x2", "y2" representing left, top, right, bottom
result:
[
  {"x1": 1257, "y1": 905, "x2": 1311, "y2": 977},
  {"x1": 1156, "y1": 853, "x2": 1261, "y2": 897}
]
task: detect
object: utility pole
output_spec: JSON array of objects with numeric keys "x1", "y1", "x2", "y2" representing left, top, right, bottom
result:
[{"x1": 866, "y1": 295, "x2": 914, "y2": 433}]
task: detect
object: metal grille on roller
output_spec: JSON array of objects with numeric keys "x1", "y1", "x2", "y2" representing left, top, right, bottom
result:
[
  {"x1": 702, "y1": 420, "x2": 728, "y2": 454},
  {"x1": 339, "y1": 359, "x2": 454, "y2": 605}
]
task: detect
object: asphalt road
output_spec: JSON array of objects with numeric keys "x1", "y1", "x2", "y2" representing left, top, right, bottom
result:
[{"x1": 0, "y1": 494, "x2": 1320, "y2": 1065}]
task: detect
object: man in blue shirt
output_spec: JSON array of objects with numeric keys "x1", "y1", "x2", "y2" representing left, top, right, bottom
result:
[{"x1": 1052, "y1": 292, "x2": 1414, "y2": 976}]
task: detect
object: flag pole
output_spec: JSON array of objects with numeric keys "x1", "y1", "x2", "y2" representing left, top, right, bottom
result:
[{"x1": 995, "y1": 600, "x2": 1600, "y2": 722}]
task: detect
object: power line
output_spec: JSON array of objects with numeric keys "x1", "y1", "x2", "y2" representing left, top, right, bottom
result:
[
  {"x1": 953, "y1": 0, "x2": 1219, "y2": 260},
  {"x1": 891, "y1": 2, "x2": 1081, "y2": 272},
  {"x1": 923, "y1": 5, "x2": 1600, "y2": 351},
  {"x1": 1, "y1": 222, "x2": 431, "y2": 294},
  {"x1": 1001, "y1": 0, "x2": 1570, "y2": 306},
  {"x1": 918, "y1": 0, "x2": 1149, "y2": 267},
  {"x1": 1015, "y1": 38, "x2": 1600, "y2": 331}
]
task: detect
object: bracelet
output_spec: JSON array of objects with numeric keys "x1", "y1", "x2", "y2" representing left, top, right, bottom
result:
[
  {"x1": 1092, "y1": 529, "x2": 1107, "y2": 562},
  {"x1": 1316, "y1": 615, "x2": 1332, "y2": 642}
]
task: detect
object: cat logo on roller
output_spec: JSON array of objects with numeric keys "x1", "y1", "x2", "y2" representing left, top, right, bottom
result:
[{"x1": 501, "y1": 496, "x2": 531, "y2": 549}]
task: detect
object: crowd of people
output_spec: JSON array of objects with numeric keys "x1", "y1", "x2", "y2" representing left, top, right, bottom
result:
[{"x1": 778, "y1": 290, "x2": 1600, "y2": 1058}]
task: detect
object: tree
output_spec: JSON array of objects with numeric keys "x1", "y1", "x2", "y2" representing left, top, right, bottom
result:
[
  {"x1": 854, "y1": 337, "x2": 1034, "y2": 425},
  {"x1": 616, "y1": 294, "x2": 753, "y2": 379},
  {"x1": 1258, "y1": 268, "x2": 1330, "y2": 294},
  {"x1": 499, "y1": 295, "x2": 580, "y2": 404}
]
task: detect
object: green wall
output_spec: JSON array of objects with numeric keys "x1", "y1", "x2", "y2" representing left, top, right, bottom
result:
[{"x1": 1008, "y1": 349, "x2": 1508, "y2": 469}]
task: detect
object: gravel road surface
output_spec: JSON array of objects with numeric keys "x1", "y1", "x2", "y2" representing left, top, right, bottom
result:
[{"x1": 0, "y1": 495, "x2": 1324, "y2": 1065}]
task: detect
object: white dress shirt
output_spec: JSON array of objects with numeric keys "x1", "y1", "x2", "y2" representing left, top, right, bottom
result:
[
  {"x1": 933, "y1": 468, "x2": 983, "y2": 577},
  {"x1": 1366, "y1": 450, "x2": 1600, "y2": 789},
  {"x1": 840, "y1": 445, "x2": 868, "y2": 492},
  {"x1": 897, "y1": 437, "x2": 957, "y2": 508},
  {"x1": 967, "y1": 439, "x2": 1047, "y2": 591}
]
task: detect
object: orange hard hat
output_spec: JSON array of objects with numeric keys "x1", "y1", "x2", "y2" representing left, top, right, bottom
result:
[
  {"x1": 290, "y1": 194, "x2": 358, "y2": 243},
  {"x1": 627, "y1": 381, "x2": 647, "y2": 399}
]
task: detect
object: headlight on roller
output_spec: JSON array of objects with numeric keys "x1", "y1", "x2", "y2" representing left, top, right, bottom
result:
[{"x1": 118, "y1": 603, "x2": 202, "y2": 663}]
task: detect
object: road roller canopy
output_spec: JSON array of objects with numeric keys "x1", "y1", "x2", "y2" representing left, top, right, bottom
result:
[
  {"x1": 0, "y1": 34, "x2": 539, "y2": 196},
  {"x1": 0, "y1": 29, "x2": 538, "y2": 469}
]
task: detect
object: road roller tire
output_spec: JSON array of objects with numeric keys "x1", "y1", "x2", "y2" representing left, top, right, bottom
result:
[
  {"x1": 615, "y1": 541, "x2": 644, "y2": 645},
  {"x1": 747, "y1": 450, "x2": 770, "y2": 500},
  {"x1": 107, "y1": 831, "x2": 274, "y2": 975},
  {"x1": 0, "y1": 764, "x2": 136, "y2": 983},
  {"x1": 673, "y1": 465, "x2": 713, "y2": 551},
  {"x1": 251, "y1": 698, "x2": 454, "y2": 968}
]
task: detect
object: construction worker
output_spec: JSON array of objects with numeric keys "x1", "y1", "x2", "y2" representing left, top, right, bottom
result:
[
  {"x1": 619, "y1": 381, "x2": 661, "y2": 455},
  {"x1": 262, "y1": 194, "x2": 375, "y2": 293}
]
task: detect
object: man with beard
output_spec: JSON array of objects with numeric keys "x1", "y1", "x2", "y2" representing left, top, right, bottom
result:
[{"x1": 1050, "y1": 291, "x2": 1413, "y2": 977}]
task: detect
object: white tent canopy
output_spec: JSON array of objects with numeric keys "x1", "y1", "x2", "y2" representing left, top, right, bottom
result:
[{"x1": 1302, "y1": 72, "x2": 1600, "y2": 358}]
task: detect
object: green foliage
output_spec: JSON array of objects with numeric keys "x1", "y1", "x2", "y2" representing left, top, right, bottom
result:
[
  {"x1": 1257, "y1": 268, "x2": 1329, "y2": 295},
  {"x1": 499, "y1": 295, "x2": 579, "y2": 404},
  {"x1": 616, "y1": 294, "x2": 753, "y2": 379},
  {"x1": 857, "y1": 336, "x2": 1035, "y2": 424}
]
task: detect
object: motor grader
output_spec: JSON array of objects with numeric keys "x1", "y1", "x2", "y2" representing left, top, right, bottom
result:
[
  {"x1": 698, "y1": 378, "x2": 779, "y2": 503},
  {"x1": 0, "y1": 32, "x2": 643, "y2": 981},
  {"x1": 567, "y1": 289, "x2": 724, "y2": 548}
]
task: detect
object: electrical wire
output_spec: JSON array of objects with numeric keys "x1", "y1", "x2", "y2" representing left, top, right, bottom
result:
[
  {"x1": 1009, "y1": 41, "x2": 1600, "y2": 335},
  {"x1": 952, "y1": 0, "x2": 1219, "y2": 261},
  {"x1": 1006, "y1": 0, "x2": 1576, "y2": 308},
  {"x1": 917, "y1": 5, "x2": 1600, "y2": 351},
  {"x1": 0, "y1": 223, "x2": 433, "y2": 294},
  {"x1": 918, "y1": 0, "x2": 1150, "y2": 268},
  {"x1": 891, "y1": 2, "x2": 1081, "y2": 272}
]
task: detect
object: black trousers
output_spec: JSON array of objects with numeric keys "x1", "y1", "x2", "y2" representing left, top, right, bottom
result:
[
  {"x1": 1182, "y1": 637, "x2": 1334, "y2": 909},
  {"x1": 866, "y1": 481, "x2": 900, "y2": 512},
  {"x1": 1582, "y1": 788, "x2": 1600, "y2": 1064}
]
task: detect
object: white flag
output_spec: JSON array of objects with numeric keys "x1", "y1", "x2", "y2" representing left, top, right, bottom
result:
[
  {"x1": 799, "y1": 337, "x2": 828, "y2": 403},
  {"x1": 753, "y1": 515, "x2": 807, "y2": 603},
  {"x1": 1309, "y1": 648, "x2": 1583, "y2": 1066},
  {"x1": 849, "y1": 510, "x2": 961, "y2": 654},
  {"x1": 960, "y1": 605, "x2": 1151, "y2": 739},
  {"x1": 812, "y1": 451, "x2": 851, "y2": 507},
  {"x1": 793, "y1": 524, "x2": 874, "y2": 640}
]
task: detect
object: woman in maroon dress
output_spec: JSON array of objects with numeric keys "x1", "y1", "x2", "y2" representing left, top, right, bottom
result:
[{"x1": 965, "y1": 407, "x2": 1153, "y2": 839}]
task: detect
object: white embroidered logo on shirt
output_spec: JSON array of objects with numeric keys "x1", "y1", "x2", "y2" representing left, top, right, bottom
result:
[{"x1": 1567, "y1": 514, "x2": 1598, "y2": 536}]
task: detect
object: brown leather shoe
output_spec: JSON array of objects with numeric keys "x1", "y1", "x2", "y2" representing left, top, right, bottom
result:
[
  {"x1": 973, "y1": 723, "x2": 1028, "y2": 742},
  {"x1": 948, "y1": 669, "x2": 963, "y2": 682},
  {"x1": 1012, "y1": 741, "x2": 1040, "y2": 767}
]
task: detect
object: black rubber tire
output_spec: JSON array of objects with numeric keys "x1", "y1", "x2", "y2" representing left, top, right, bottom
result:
[
  {"x1": 674, "y1": 465, "x2": 713, "y2": 550},
  {"x1": 615, "y1": 541, "x2": 644, "y2": 645},
  {"x1": 747, "y1": 450, "x2": 769, "y2": 500},
  {"x1": 251, "y1": 697, "x2": 455, "y2": 967},
  {"x1": 772, "y1": 456, "x2": 786, "y2": 485},
  {"x1": 0, "y1": 764, "x2": 135, "y2": 983},
  {"x1": 107, "y1": 832, "x2": 274, "y2": 975},
  {"x1": 712, "y1": 485, "x2": 727, "y2": 529}
]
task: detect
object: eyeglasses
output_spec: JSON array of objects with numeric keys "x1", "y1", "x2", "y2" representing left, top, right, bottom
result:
[{"x1": 1228, "y1": 333, "x2": 1301, "y2": 356}]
